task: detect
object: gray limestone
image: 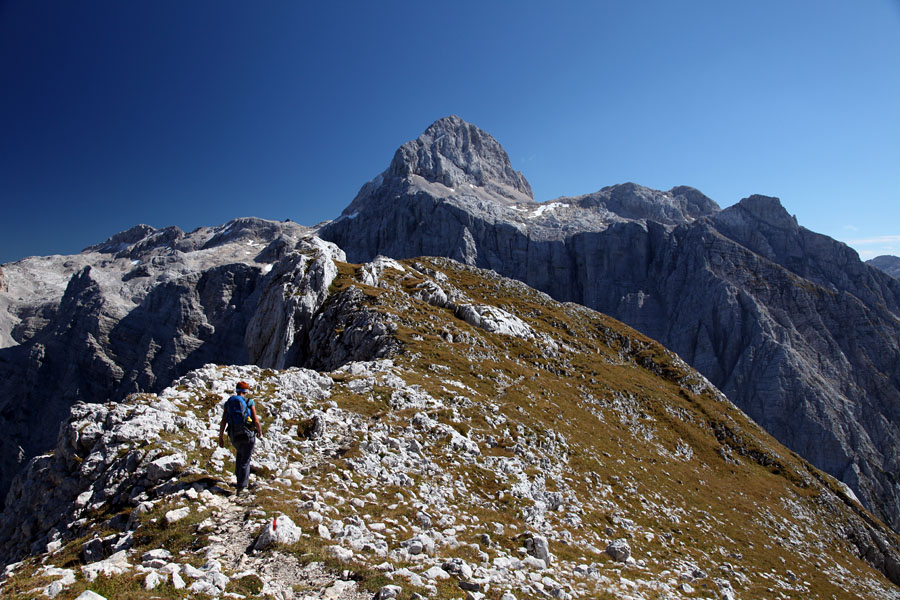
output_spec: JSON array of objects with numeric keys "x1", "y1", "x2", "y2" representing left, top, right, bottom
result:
[
  {"x1": 318, "y1": 116, "x2": 900, "y2": 533},
  {"x1": 0, "y1": 220, "x2": 358, "y2": 506}
]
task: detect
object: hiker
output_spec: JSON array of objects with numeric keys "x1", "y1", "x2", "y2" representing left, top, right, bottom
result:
[{"x1": 218, "y1": 381, "x2": 263, "y2": 495}]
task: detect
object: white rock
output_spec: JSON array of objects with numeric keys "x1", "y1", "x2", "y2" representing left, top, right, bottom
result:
[
  {"x1": 324, "y1": 579, "x2": 357, "y2": 599},
  {"x1": 402, "y1": 533, "x2": 435, "y2": 556},
  {"x1": 423, "y1": 566, "x2": 450, "y2": 580},
  {"x1": 359, "y1": 256, "x2": 405, "y2": 287},
  {"x1": 128, "y1": 501, "x2": 153, "y2": 528},
  {"x1": 141, "y1": 548, "x2": 173, "y2": 565},
  {"x1": 75, "y1": 491, "x2": 93, "y2": 509},
  {"x1": 714, "y1": 578, "x2": 736, "y2": 600},
  {"x1": 74, "y1": 592, "x2": 108, "y2": 600},
  {"x1": 172, "y1": 571, "x2": 186, "y2": 589},
  {"x1": 253, "y1": 514, "x2": 302, "y2": 550},
  {"x1": 81, "y1": 550, "x2": 131, "y2": 581},
  {"x1": 454, "y1": 304, "x2": 533, "y2": 338},
  {"x1": 144, "y1": 570, "x2": 166, "y2": 589},
  {"x1": 146, "y1": 454, "x2": 186, "y2": 482},
  {"x1": 189, "y1": 580, "x2": 219, "y2": 595},
  {"x1": 375, "y1": 584, "x2": 403, "y2": 599},
  {"x1": 39, "y1": 566, "x2": 76, "y2": 585},
  {"x1": 327, "y1": 545, "x2": 354, "y2": 563},
  {"x1": 165, "y1": 506, "x2": 190, "y2": 524},
  {"x1": 206, "y1": 570, "x2": 230, "y2": 590},
  {"x1": 45, "y1": 580, "x2": 67, "y2": 598},
  {"x1": 182, "y1": 563, "x2": 205, "y2": 579},
  {"x1": 529, "y1": 534, "x2": 553, "y2": 565}
]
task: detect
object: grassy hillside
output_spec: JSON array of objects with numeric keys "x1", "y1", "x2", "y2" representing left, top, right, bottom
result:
[{"x1": 1, "y1": 256, "x2": 897, "y2": 599}]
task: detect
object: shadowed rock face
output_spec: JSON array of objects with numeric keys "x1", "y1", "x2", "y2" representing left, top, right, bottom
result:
[
  {"x1": 0, "y1": 219, "x2": 391, "y2": 505},
  {"x1": 319, "y1": 116, "x2": 900, "y2": 532}
]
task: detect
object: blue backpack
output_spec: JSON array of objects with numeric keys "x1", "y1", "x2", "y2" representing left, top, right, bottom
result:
[{"x1": 225, "y1": 395, "x2": 254, "y2": 438}]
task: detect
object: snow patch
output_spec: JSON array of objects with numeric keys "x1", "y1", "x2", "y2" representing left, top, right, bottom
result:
[{"x1": 529, "y1": 202, "x2": 564, "y2": 219}]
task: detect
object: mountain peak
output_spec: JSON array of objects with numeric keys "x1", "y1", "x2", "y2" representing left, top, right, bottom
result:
[
  {"x1": 386, "y1": 115, "x2": 533, "y2": 203},
  {"x1": 735, "y1": 194, "x2": 798, "y2": 229}
]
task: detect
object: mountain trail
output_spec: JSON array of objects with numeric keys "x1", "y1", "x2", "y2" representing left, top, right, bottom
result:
[{"x1": 203, "y1": 489, "x2": 370, "y2": 600}]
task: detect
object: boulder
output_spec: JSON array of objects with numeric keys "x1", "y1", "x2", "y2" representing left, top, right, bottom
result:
[
  {"x1": 252, "y1": 515, "x2": 301, "y2": 551},
  {"x1": 605, "y1": 539, "x2": 631, "y2": 563}
]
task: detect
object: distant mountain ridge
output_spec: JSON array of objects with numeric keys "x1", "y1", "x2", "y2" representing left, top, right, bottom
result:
[
  {"x1": 868, "y1": 255, "x2": 900, "y2": 279},
  {"x1": 320, "y1": 116, "x2": 900, "y2": 533},
  {"x1": 1, "y1": 115, "x2": 898, "y2": 546}
]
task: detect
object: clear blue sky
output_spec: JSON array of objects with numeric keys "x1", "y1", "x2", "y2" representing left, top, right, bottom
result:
[{"x1": 2, "y1": 1, "x2": 899, "y2": 263}]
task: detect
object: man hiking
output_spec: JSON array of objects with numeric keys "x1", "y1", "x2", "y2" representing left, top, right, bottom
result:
[{"x1": 218, "y1": 381, "x2": 263, "y2": 496}]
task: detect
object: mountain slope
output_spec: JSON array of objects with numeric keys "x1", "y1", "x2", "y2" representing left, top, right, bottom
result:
[
  {"x1": 0, "y1": 219, "x2": 362, "y2": 505},
  {"x1": 318, "y1": 116, "x2": 900, "y2": 534},
  {"x1": 1, "y1": 256, "x2": 898, "y2": 599}
]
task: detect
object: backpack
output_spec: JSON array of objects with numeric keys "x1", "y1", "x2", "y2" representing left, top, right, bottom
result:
[{"x1": 225, "y1": 395, "x2": 254, "y2": 439}]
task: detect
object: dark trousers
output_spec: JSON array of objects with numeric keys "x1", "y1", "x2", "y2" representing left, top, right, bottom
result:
[{"x1": 231, "y1": 432, "x2": 255, "y2": 490}]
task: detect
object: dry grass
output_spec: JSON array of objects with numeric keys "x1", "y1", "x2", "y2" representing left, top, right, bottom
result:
[
  {"x1": 321, "y1": 256, "x2": 900, "y2": 597},
  {"x1": 8, "y1": 255, "x2": 896, "y2": 599}
]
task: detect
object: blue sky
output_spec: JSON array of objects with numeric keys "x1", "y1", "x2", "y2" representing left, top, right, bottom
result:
[{"x1": 2, "y1": 1, "x2": 899, "y2": 263}]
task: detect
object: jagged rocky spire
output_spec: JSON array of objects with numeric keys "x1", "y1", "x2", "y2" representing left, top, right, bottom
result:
[
  {"x1": 343, "y1": 116, "x2": 534, "y2": 215},
  {"x1": 387, "y1": 115, "x2": 533, "y2": 201}
]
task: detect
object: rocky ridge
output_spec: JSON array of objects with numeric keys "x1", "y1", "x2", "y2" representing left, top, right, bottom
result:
[
  {"x1": 1, "y1": 256, "x2": 899, "y2": 599},
  {"x1": 319, "y1": 116, "x2": 900, "y2": 533},
  {"x1": 868, "y1": 255, "x2": 900, "y2": 279},
  {"x1": 0, "y1": 219, "x2": 377, "y2": 505}
]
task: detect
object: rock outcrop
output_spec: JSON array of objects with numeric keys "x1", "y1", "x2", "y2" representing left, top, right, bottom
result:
[
  {"x1": 1, "y1": 257, "x2": 899, "y2": 598},
  {"x1": 868, "y1": 255, "x2": 900, "y2": 279},
  {"x1": 0, "y1": 219, "x2": 374, "y2": 505},
  {"x1": 319, "y1": 116, "x2": 900, "y2": 533}
]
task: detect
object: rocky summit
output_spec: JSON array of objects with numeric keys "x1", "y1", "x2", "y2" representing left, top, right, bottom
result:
[
  {"x1": 320, "y1": 116, "x2": 900, "y2": 534},
  {"x1": 1, "y1": 256, "x2": 899, "y2": 599}
]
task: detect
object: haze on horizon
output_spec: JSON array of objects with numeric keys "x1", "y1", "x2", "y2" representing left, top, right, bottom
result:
[{"x1": 2, "y1": 1, "x2": 899, "y2": 264}]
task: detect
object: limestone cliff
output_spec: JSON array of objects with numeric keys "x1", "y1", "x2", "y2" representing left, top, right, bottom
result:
[
  {"x1": 0, "y1": 219, "x2": 376, "y2": 505},
  {"x1": 319, "y1": 116, "x2": 900, "y2": 533}
]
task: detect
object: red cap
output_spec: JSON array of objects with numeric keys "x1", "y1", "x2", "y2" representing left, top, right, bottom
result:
[{"x1": 236, "y1": 381, "x2": 251, "y2": 390}]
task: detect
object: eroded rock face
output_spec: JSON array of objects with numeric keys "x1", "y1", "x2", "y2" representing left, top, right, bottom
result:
[
  {"x1": 319, "y1": 116, "x2": 900, "y2": 532},
  {"x1": 0, "y1": 221, "x2": 371, "y2": 505}
]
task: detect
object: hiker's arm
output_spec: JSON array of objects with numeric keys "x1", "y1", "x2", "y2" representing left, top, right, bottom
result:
[
  {"x1": 218, "y1": 412, "x2": 226, "y2": 447},
  {"x1": 250, "y1": 405, "x2": 262, "y2": 437}
]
